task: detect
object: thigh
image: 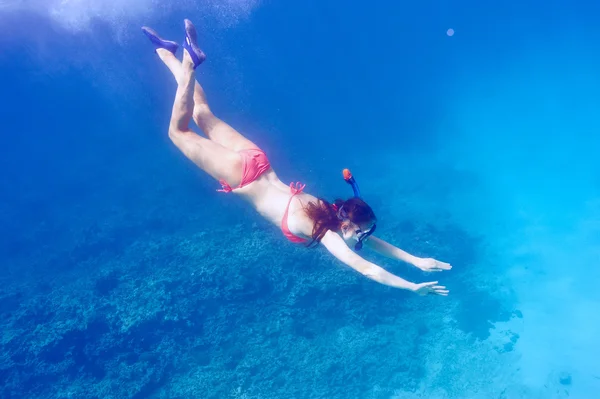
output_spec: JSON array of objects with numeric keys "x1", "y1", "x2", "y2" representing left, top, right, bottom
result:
[
  {"x1": 170, "y1": 129, "x2": 243, "y2": 187},
  {"x1": 194, "y1": 110, "x2": 260, "y2": 152}
]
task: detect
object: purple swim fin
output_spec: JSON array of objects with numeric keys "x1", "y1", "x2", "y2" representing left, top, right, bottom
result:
[
  {"x1": 141, "y1": 26, "x2": 178, "y2": 55},
  {"x1": 182, "y1": 19, "x2": 206, "y2": 69}
]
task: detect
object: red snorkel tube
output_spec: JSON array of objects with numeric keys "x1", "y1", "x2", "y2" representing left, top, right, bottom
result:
[{"x1": 342, "y1": 168, "x2": 361, "y2": 198}]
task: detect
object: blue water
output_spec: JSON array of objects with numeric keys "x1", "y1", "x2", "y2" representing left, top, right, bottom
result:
[{"x1": 1, "y1": 1, "x2": 599, "y2": 398}]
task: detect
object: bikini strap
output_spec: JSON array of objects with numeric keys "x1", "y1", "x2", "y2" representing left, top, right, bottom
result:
[
  {"x1": 282, "y1": 181, "x2": 308, "y2": 243},
  {"x1": 217, "y1": 179, "x2": 233, "y2": 193},
  {"x1": 290, "y1": 181, "x2": 306, "y2": 195}
]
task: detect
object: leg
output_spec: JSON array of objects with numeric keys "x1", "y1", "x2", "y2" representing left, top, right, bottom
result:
[
  {"x1": 155, "y1": 45, "x2": 259, "y2": 152},
  {"x1": 164, "y1": 47, "x2": 243, "y2": 187}
]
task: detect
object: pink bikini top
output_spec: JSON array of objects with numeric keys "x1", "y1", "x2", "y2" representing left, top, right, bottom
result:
[{"x1": 281, "y1": 182, "x2": 308, "y2": 243}]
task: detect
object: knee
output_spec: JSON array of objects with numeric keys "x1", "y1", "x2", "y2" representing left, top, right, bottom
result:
[
  {"x1": 168, "y1": 127, "x2": 187, "y2": 143},
  {"x1": 192, "y1": 104, "x2": 215, "y2": 126},
  {"x1": 168, "y1": 127, "x2": 178, "y2": 140}
]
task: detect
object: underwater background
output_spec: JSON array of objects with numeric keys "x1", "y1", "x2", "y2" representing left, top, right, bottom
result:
[{"x1": 1, "y1": 0, "x2": 599, "y2": 398}]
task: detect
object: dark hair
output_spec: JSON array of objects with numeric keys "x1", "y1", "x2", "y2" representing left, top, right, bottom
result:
[{"x1": 302, "y1": 197, "x2": 377, "y2": 247}]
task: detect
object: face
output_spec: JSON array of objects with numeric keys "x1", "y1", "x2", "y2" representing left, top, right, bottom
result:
[{"x1": 340, "y1": 220, "x2": 375, "y2": 242}]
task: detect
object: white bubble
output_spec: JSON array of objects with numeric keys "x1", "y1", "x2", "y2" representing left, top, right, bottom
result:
[{"x1": 0, "y1": 0, "x2": 260, "y2": 35}]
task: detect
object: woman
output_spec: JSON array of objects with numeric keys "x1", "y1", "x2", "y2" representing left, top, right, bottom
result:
[{"x1": 142, "y1": 19, "x2": 451, "y2": 296}]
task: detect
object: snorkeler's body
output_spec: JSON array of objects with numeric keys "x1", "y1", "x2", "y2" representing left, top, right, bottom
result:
[{"x1": 142, "y1": 21, "x2": 451, "y2": 296}]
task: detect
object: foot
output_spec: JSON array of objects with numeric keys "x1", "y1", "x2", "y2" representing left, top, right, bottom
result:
[
  {"x1": 183, "y1": 19, "x2": 206, "y2": 69},
  {"x1": 141, "y1": 26, "x2": 178, "y2": 55}
]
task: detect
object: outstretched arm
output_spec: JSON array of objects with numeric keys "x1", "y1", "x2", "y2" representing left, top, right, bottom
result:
[
  {"x1": 364, "y1": 236, "x2": 452, "y2": 272},
  {"x1": 320, "y1": 231, "x2": 448, "y2": 296}
]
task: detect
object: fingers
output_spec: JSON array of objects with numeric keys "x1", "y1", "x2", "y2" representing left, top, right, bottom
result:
[
  {"x1": 420, "y1": 259, "x2": 452, "y2": 272},
  {"x1": 419, "y1": 282, "x2": 450, "y2": 296},
  {"x1": 435, "y1": 261, "x2": 452, "y2": 270},
  {"x1": 424, "y1": 261, "x2": 451, "y2": 272},
  {"x1": 427, "y1": 283, "x2": 449, "y2": 296},
  {"x1": 433, "y1": 285, "x2": 448, "y2": 293},
  {"x1": 431, "y1": 287, "x2": 449, "y2": 296}
]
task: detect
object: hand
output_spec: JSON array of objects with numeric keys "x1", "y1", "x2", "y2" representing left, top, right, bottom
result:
[
  {"x1": 412, "y1": 281, "x2": 449, "y2": 296},
  {"x1": 414, "y1": 257, "x2": 452, "y2": 272}
]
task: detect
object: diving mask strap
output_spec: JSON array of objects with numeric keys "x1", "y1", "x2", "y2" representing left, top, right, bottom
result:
[
  {"x1": 336, "y1": 205, "x2": 349, "y2": 221},
  {"x1": 340, "y1": 168, "x2": 375, "y2": 251}
]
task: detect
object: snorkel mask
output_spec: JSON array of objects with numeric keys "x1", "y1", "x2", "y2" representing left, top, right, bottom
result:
[{"x1": 338, "y1": 169, "x2": 377, "y2": 250}]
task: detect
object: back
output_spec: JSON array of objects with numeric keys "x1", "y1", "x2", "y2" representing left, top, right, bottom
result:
[{"x1": 235, "y1": 170, "x2": 316, "y2": 240}]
